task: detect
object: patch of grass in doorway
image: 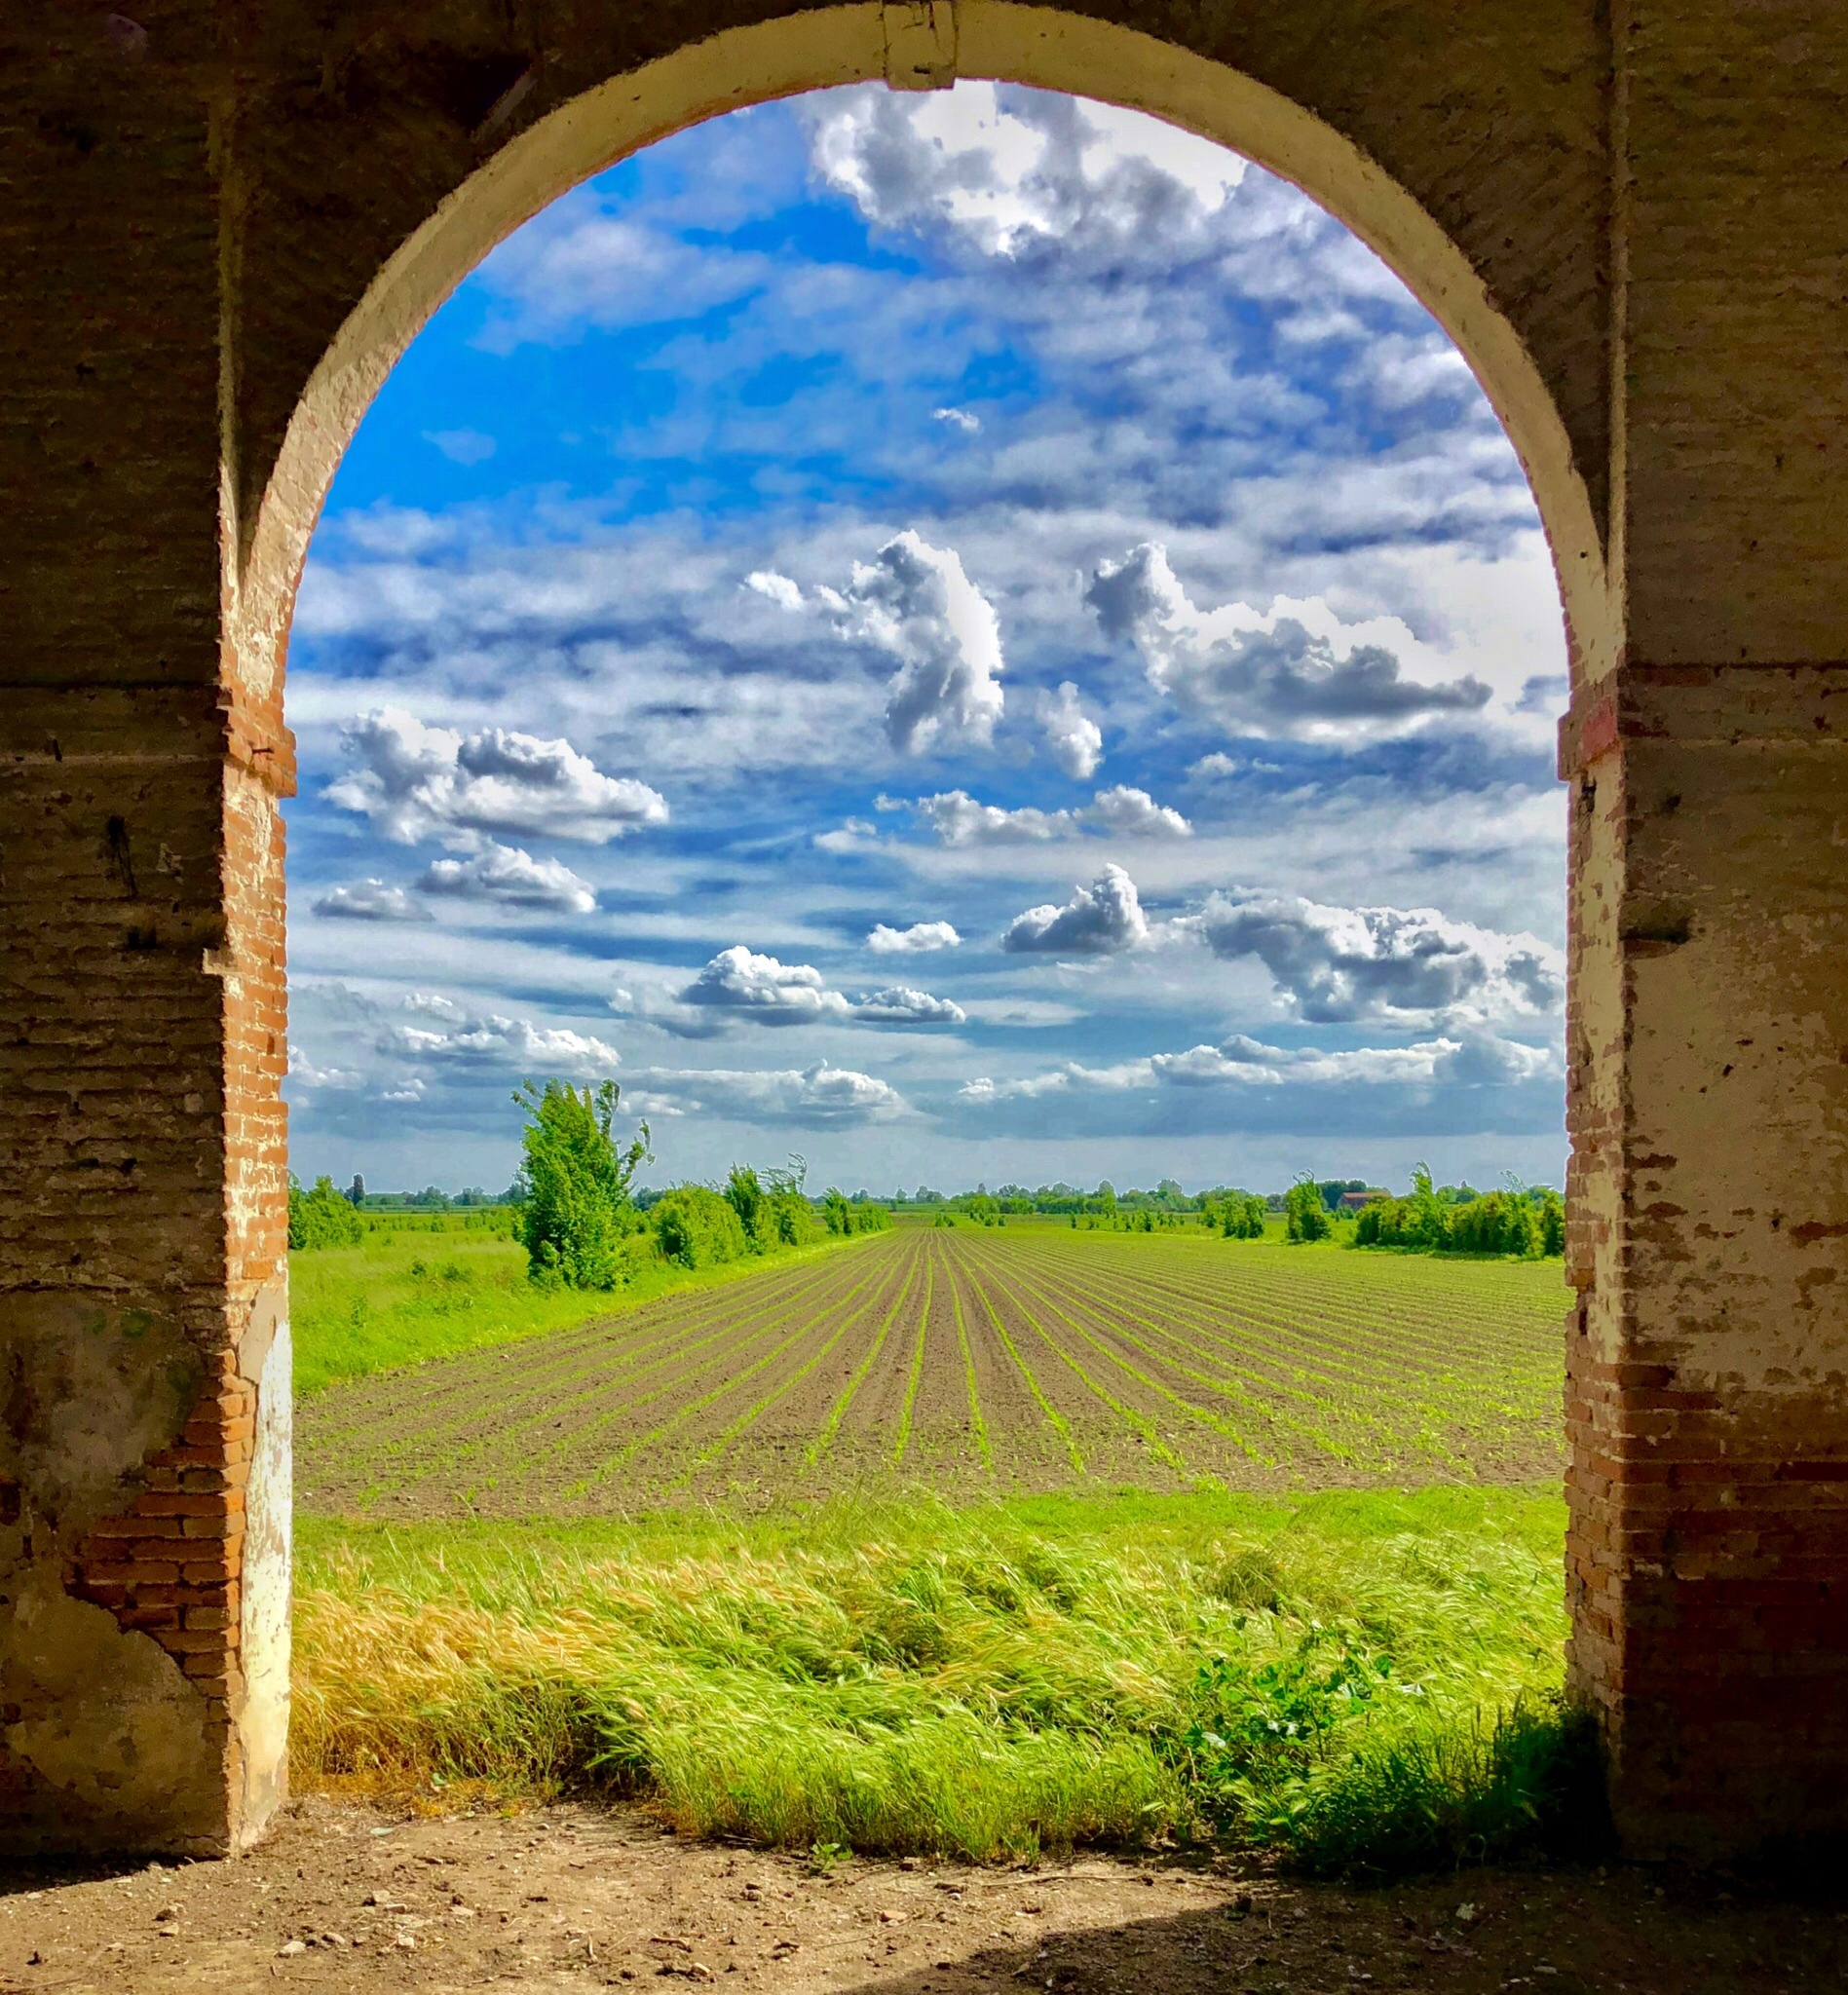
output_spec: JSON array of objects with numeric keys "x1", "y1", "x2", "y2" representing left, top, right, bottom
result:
[{"x1": 293, "y1": 1484, "x2": 1595, "y2": 1873}]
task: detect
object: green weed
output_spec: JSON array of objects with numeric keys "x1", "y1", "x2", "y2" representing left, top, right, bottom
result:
[{"x1": 293, "y1": 1485, "x2": 1583, "y2": 1872}]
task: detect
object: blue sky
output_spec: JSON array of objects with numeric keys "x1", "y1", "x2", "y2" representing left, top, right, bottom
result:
[{"x1": 283, "y1": 83, "x2": 1569, "y2": 1198}]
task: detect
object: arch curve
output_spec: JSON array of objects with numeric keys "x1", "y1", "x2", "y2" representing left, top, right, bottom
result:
[{"x1": 233, "y1": 0, "x2": 1611, "y2": 709}]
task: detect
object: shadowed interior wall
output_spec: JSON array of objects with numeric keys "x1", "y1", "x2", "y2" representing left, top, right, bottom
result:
[{"x1": 2, "y1": 0, "x2": 1844, "y2": 1858}]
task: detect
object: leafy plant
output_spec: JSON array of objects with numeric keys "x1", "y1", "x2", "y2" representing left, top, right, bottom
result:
[
  {"x1": 513, "y1": 1078, "x2": 650, "y2": 1290},
  {"x1": 1284, "y1": 1177, "x2": 1332, "y2": 1243},
  {"x1": 652, "y1": 1185, "x2": 749, "y2": 1269},
  {"x1": 289, "y1": 1173, "x2": 363, "y2": 1251}
]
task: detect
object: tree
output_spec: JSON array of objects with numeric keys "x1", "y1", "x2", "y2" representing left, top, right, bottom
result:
[
  {"x1": 1284, "y1": 1176, "x2": 1332, "y2": 1243},
  {"x1": 287, "y1": 1173, "x2": 363, "y2": 1250},
  {"x1": 513, "y1": 1078, "x2": 650, "y2": 1289},
  {"x1": 725, "y1": 1164, "x2": 766, "y2": 1243}
]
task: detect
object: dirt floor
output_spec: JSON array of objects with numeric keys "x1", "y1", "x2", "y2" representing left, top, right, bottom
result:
[{"x1": 2, "y1": 1797, "x2": 1842, "y2": 1995}]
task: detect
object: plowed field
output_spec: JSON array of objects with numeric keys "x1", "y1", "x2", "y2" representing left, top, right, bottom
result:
[{"x1": 297, "y1": 1225, "x2": 1566, "y2": 1517}]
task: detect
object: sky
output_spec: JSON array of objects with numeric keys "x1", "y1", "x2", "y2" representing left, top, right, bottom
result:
[{"x1": 283, "y1": 82, "x2": 1570, "y2": 1200}]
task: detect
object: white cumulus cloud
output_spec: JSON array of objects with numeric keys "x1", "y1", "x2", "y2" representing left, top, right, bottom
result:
[
  {"x1": 311, "y1": 879, "x2": 433, "y2": 922},
  {"x1": 670, "y1": 946, "x2": 963, "y2": 1032},
  {"x1": 962, "y1": 1030, "x2": 1557, "y2": 1103},
  {"x1": 679, "y1": 946, "x2": 852, "y2": 1027},
  {"x1": 867, "y1": 920, "x2": 962, "y2": 954},
  {"x1": 808, "y1": 81, "x2": 1244, "y2": 261},
  {"x1": 916, "y1": 790, "x2": 1077, "y2": 846},
  {"x1": 1037, "y1": 680, "x2": 1103, "y2": 779},
  {"x1": 625, "y1": 1061, "x2": 906, "y2": 1125},
  {"x1": 744, "y1": 569, "x2": 805, "y2": 610},
  {"x1": 327, "y1": 707, "x2": 668, "y2": 845},
  {"x1": 418, "y1": 843, "x2": 597, "y2": 914},
  {"x1": 382, "y1": 1002, "x2": 622, "y2": 1077},
  {"x1": 1087, "y1": 544, "x2": 1491, "y2": 740},
  {"x1": 1195, "y1": 891, "x2": 1564, "y2": 1025},
  {"x1": 853, "y1": 986, "x2": 966, "y2": 1026},
  {"x1": 1003, "y1": 863, "x2": 1149, "y2": 956},
  {"x1": 832, "y1": 532, "x2": 1005, "y2": 755},
  {"x1": 1085, "y1": 785, "x2": 1191, "y2": 839}
]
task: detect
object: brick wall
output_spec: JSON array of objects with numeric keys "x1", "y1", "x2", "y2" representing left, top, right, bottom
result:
[{"x1": 4, "y1": 0, "x2": 1846, "y2": 1857}]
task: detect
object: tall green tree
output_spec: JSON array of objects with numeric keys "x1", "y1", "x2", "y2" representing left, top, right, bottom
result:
[
  {"x1": 287, "y1": 1173, "x2": 363, "y2": 1251},
  {"x1": 1284, "y1": 1176, "x2": 1332, "y2": 1243},
  {"x1": 513, "y1": 1078, "x2": 650, "y2": 1289}
]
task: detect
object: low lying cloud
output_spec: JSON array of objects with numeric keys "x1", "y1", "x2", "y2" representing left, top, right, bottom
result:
[
  {"x1": 665, "y1": 946, "x2": 963, "y2": 1033},
  {"x1": 287, "y1": 1043, "x2": 364, "y2": 1089},
  {"x1": 1085, "y1": 785, "x2": 1191, "y2": 839},
  {"x1": 1003, "y1": 863, "x2": 1149, "y2": 956},
  {"x1": 827, "y1": 532, "x2": 1005, "y2": 756},
  {"x1": 312, "y1": 880, "x2": 432, "y2": 922},
  {"x1": 962, "y1": 1028, "x2": 1556, "y2": 1102},
  {"x1": 419, "y1": 843, "x2": 597, "y2": 914},
  {"x1": 913, "y1": 786, "x2": 1189, "y2": 847},
  {"x1": 383, "y1": 1001, "x2": 623, "y2": 1077},
  {"x1": 624, "y1": 1061, "x2": 906, "y2": 1125},
  {"x1": 917, "y1": 790, "x2": 1076, "y2": 846},
  {"x1": 1087, "y1": 544, "x2": 1491, "y2": 740},
  {"x1": 1037, "y1": 681, "x2": 1103, "y2": 780},
  {"x1": 867, "y1": 920, "x2": 962, "y2": 953},
  {"x1": 679, "y1": 946, "x2": 851, "y2": 1027},
  {"x1": 853, "y1": 986, "x2": 966, "y2": 1026},
  {"x1": 328, "y1": 707, "x2": 668, "y2": 845},
  {"x1": 1196, "y1": 891, "x2": 1564, "y2": 1025}
]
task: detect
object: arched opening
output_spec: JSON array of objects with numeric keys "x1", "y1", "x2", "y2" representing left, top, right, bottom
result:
[{"x1": 266, "y1": 8, "x2": 1587, "y2": 1870}]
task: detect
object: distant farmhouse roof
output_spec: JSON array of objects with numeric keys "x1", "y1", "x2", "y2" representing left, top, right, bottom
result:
[{"x1": 1339, "y1": 1188, "x2": 1390, "y2": 1211}]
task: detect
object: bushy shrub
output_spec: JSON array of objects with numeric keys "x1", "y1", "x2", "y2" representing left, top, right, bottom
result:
[
  {"x1": 1209, "y1": 1191, "x2": 1267, "y2": 1239},
  {"x1": 1355, "y1": 1166, "x2": 1565, "y2": 1259},
  {"x1": 514, "y1": 1078, "x2": 650, "y2": 1290},
  {"x1": 1284, "y1": 1177, "x2": 1332, "y2": 1243},
  {"x1": 727, "y1": 1163, "x2": 825, "y2": 1251},
  {"x1": 288, "y1": 1173, "x2": 363, "y2": 1251},
  {"x1": 652, "y1": 1186, "x2": 749, "y2": 1269},
  {"x1": 823, "y1": 1190, "x2": 893, "y2": 1235}
]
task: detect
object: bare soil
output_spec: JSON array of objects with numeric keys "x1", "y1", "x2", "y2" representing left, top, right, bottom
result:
[
  {"x1": 298, "y1": 1230, "x2": 1566, "y2": 1521},
  {"x1": 3, "y1": 1796, "x2": 1840, "y2": 1994}
]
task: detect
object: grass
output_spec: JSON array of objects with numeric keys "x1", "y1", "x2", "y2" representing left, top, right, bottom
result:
[
  {"x1": 294, "y1": 1482, "x2": 1592, "y2": 1874},
  {"x1": 291, "y1": 1216, "x2": 875, "y2": 1396}
]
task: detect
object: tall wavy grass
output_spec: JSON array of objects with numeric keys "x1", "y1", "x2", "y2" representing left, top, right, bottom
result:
[{"x1": 293, "y1": 1486, "x2": 1589, "y2": 1872}]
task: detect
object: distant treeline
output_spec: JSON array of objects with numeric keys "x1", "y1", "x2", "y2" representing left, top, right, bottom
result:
[{"x1": 288, "y1": 1078, "x2": 891, "y2": 1281}]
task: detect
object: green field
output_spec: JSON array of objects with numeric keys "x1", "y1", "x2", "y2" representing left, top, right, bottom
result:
[
  {"x1": 297, "y1": 1223, "x2": 1566, "y2": 1513},
  {"x1": 291, "y1": 1209, "x2": 871, "y2": 1395},
  {"x1": 292, "y1": 1222, "x2": 1582, "y2": 1869}
]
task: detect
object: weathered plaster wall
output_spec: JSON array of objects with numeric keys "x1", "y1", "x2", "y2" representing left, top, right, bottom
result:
[{"x1": 3, "y1": 0, "x2": 1845, "y2": 1859}]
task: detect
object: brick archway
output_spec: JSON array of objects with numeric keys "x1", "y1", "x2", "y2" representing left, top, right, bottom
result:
[{"x1": 5, "y1": 0, "x2": 1846, "y2": 1862}]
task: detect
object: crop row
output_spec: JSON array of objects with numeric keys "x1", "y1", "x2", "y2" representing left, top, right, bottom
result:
[{"x1": 297, "y1": 1224, "x2": 1565, "y2": 1518}]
